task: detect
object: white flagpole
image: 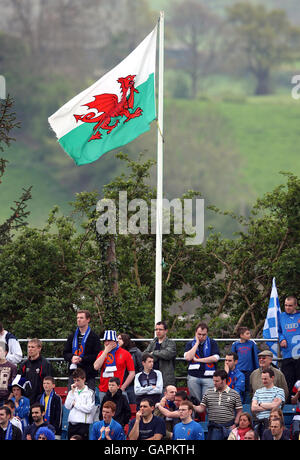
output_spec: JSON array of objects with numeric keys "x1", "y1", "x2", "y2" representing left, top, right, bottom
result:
[
  {"x1": 155, "y1": 11, "x2": 164, "y2": 327},
  {"x1": 272, "y1": 277, "x2": 281, "y2": 362}
]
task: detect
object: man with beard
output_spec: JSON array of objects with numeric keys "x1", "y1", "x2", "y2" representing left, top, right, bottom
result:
[{"x1": 23, "y1": 403, "x2": 55, "y2": 440}]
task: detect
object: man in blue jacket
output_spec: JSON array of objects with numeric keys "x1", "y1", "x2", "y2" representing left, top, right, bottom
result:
[
  {"x1": 231, "y1": 327, "x2": 259, "y2": 401},
  {"x1": 90, "y1": 401, "x2": 125, "y2": 440},
  {"x1": 225, "y1": 352, "x2": 245, "y2": 402},
  {"x1": 278, "y1": 295, "x2": 300, "y2": 401}
]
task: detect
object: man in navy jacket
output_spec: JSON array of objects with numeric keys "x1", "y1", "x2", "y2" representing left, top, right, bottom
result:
[
  {"x1": 23, "y1": 403, "x2": 55, "y2": 440},
  {"x1": 63, "y1": 310, "x2": 101, "y2": 391}
]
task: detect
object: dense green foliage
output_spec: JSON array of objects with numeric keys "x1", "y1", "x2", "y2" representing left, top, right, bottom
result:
[
  {"x1": 1, "y1": 147, "x2": 300, "y2": 343},
  {"x1": 1, "y1": 1, "x2": 300, "y2": 234},
  {"x1": 0, "y1": 153, "x2": 199, "y2": 341},
  {"x1": 2, "y1": 94, "x2": 300, "y2": 236},
  {"x1": 1, "y1": 1, "x2": 300, "y2": 359}
]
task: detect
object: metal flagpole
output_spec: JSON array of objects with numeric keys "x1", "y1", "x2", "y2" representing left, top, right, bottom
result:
[{"x1": 155, "y1": 11, "x2": 164, "y2": 327}]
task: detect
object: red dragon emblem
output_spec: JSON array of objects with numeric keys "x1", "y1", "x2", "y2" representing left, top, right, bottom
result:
[{"x1": 73, "y1": 75, "x2": 142, "y2": 142}]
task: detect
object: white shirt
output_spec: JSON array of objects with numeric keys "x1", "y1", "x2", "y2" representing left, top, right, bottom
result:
[
  {"x1": 0, "y1": 330, "x2": 23, "y2": 365},
  {"x1": 64, "y1": 385, "x2": 96, "y2": 424}
]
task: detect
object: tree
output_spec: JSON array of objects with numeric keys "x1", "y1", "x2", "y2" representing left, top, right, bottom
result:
[
  {"x1": 100, "y1": 0, "x2": 156, "y2": 69},
  {"x1": 1, "y1": 0, "x2": 155, "y2": 78},
  {"x1": 169, "y1": 0, "x2": 222, "y2": 98},
  {"x1": 182, "y1": 172, "x2": 300, "y2": 339},
  {"x1": 1, "y1": 145, "x2": 300, "y2": 355},
  {"x1": 226, "y1": 2, "x2": 300, "y2": 95},
  {"x1": 0, "y1": 96, "x2": 31, "y2": 247},
  {"x1": 0, "y1": 153, "x2": 199, "y2": 341}
]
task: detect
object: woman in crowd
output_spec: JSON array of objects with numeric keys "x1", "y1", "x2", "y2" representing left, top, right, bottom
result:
[
  {"x1": 228, "y1": 412, "x2": 254, "y2": 440},
  {"x1": 117, "y1": 333, "x2": 143, "y2": 404}
]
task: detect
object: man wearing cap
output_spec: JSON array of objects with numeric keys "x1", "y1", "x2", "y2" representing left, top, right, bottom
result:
[
  {"x1": 94, "y1": 330, "x2": 135, "y2": 405},
  {"x1": 250, "y1": 350, "x2": 289, "y2": 401},
  {"x1": 10, "y1": 375, "x2": 31, "y2": 430}
]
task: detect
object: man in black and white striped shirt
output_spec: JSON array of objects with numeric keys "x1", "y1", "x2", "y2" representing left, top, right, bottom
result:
[{"x1": 194, "y1": 369, "x2": 243, "y2": 440}]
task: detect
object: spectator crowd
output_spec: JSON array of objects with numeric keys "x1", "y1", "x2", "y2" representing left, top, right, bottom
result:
[{"x1": 0, "y1": 294, "x2": 299, "y2": 441}]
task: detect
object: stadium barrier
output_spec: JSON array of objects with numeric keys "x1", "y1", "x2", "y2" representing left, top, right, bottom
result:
[{"x1": 18, "y1": 337, "x2": 280, "y2": 384}]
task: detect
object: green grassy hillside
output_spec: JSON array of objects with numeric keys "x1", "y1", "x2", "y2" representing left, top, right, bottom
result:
[
  {"x1": 0, "y1": 142, "x2": 72, "y2": 227},
  {"x1": 1, "y1": 94, "x2": 300, "y2": 233},
  {"x1": 216, "y1": 94, "x2": 300, "y2": 197},
  {"x1": 132, "y1": 93, "x2": 300, "y2": 208}
]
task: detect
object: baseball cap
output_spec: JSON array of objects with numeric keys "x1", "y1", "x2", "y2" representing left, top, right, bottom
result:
[{"x1": 258, "y1": 350, "x2": 273, "y2": 358}]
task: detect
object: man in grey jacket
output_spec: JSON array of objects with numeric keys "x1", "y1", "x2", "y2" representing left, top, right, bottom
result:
[
  {"x1": 250, "y1": 349, "x2": 289, "y2": 401},
  {"x1": 144, "y1": 321, "x2": 176, "y2": 388}
]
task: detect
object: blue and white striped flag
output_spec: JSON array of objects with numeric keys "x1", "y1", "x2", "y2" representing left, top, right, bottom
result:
[{"x1": 263, "y1": 277, "x2": 281, "y2": 360}]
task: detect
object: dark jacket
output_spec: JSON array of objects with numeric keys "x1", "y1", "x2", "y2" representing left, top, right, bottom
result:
[
  {"x1": 144, "y1": 337, "x2": 176, "y2": 386},
  {"x1": 23, "y1": 421, "x2": 55, "y2": 440},
  {"x1": 124, "y1": 346, "x2": 143, "y2": 388},
  {"x1": 0, "y1": 424, "x2": 22, "y2": 440},
  {"x1": 261, "y1": 428, "x2": 290, "y2": 440},
  {"x1": 63, "y1": 329, "x2": 101, "y2": 380},
  {"x1": 19, "y1": 356, "x2": 53, "y2": 405},
  {"x1": 38, "y1": 391, "x2": 62, "y2": 435},
  {"x1": 100, "y1": 389, "x2": 131, "y2": 427},
  {"x1": 130, "y1": 346, "x2": 143, "y2": 373}
]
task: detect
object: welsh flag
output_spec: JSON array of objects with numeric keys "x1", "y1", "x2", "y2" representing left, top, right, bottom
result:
[{"x1": 48, "y1": 27, "x2": 157, "y2": 166}]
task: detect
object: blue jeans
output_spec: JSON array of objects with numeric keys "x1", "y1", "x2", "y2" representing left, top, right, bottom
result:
[
  {"x1": 292, "y1": 420, "x2": 300, "y2": 440},
  {"x1": 125, "y1": 385, "x2": 136, "y2": 404},
  {"x1": 187, "y1": 375, "x2": 214, "y2": 404},
  {"x1": 207, "y1": 421, "x2": 234, "y2": 440}
]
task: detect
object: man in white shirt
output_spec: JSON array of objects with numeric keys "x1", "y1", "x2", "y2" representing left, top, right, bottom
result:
[{"x1": 64, "y1": 368, "x2": 95, "y2": 440}]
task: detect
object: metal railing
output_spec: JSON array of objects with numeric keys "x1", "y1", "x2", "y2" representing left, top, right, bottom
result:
[{"x1": 18, "y1": 337, "x2": 280, "y2": 384}]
